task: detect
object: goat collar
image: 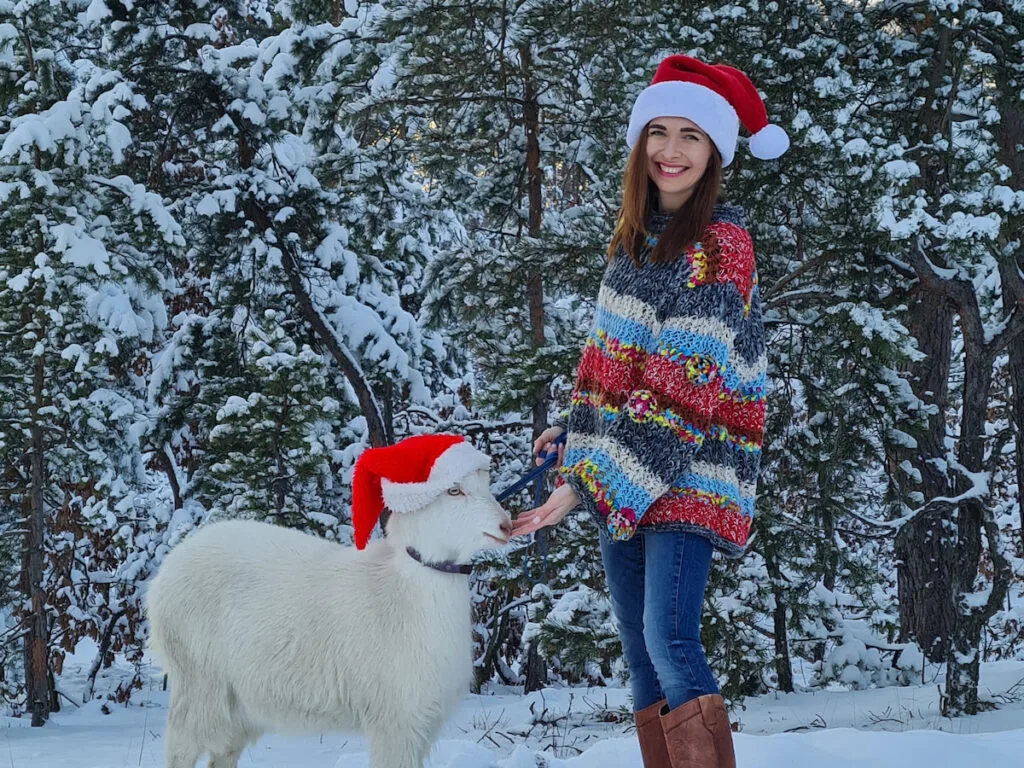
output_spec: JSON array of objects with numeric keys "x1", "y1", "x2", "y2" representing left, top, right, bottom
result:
[{"x1": 405, "y1": 546, "x2": 473, "y2": 575}]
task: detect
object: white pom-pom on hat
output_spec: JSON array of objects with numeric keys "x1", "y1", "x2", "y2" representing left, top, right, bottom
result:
[{"x1": 749, "y1": 123, "x2": 790, "y2": 160}]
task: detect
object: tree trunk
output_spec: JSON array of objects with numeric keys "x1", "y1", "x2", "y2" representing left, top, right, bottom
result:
[
  {"x1": 906, "y1": 240, "x2": 1016, "y2": 716},
  {"x1": 47, "y1": 668, "x2": 59, "y2": 713},
  {"x1": 992, "y1": 59, "x2": 1024, "y2": 554},
  {"x1": 521, "y1": 41, "x2": 548, "y2": 440},
  {"x1": 522, "y1": 639, "x2": 548, "y2": 693},
  {"x1": 519, "y1": 42, "x2": 550, "y2": 687},
  {"x1": 997, "y1": 258, "x2": 1024, "y2": 557},
  {"x1": 894, "y1": 504, "x2": 956, "y2": 662},
  {"x1": 943, "y1": 293, "x2": 1012, "y2": 715},
  {"x1": 894, "y1": 289, "x2": 955, "y2": 662},
  {"x1": 473, "y1": 597, "x2": 510, "y2": 694},
  {"x1": 85, "y1": 609, "x2": 127, "y2": 702},
  {"x1": 764, "y1": 547, "x2": 793, "y2": 693},
  {"x1": 811, "y1": 488, "x2": 837, "y2": 666},
  {"x1": 25, "y1": 353, "x2": 51, "y2": 727},
  {"x1": 153, "y1": 446, "x2": 182, "y2": 510}
]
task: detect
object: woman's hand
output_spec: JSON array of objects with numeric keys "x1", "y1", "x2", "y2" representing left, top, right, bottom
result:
[
  {"x1": 533, "y1": 425, "x2": 566, "y2": 468},
  {"x1": 511, "y1": 483, "x2": 579, "y2": 537}
]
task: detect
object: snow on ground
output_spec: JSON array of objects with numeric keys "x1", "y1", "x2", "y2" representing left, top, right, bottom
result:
[{"x1": 14, "y1": 640, "x2": 1024, "y2": 767}]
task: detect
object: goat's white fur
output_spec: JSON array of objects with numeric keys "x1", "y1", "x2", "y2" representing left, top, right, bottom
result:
[{"x1": 145, "y1": 468, "x2": 511, "y2": 768}]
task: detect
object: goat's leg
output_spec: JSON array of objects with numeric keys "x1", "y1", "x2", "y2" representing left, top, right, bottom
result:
[
  {"x1": 162, "y1": 679, "x2": 210, "y2": 768},
  {"x1": 364, "y1": 727, "x2": 432, "y2": 768},
  {"x1": 206, "y1": 724, "x2": 258, "y2": 768},
  {"x1": 207, "y1": 741, "x2": 244, "y2": 768},
  {"x1": 166, "y1": 735, "x2": 203, "y2": 768},
  {"x1": 165, "y1": 690, "x2": 203, "y2": 768},
  {"x1": 205, "y1": 688, "x2": 256, "y2": 768}
]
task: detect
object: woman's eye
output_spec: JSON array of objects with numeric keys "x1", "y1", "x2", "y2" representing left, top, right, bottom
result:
[{"x1": 447, "y1": 487, "x2": 465, "y2": 497}]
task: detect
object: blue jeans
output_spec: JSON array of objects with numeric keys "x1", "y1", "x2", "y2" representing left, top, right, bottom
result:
[{"x1": 600, "y1": 529, "x2": 719, "y2": 711}]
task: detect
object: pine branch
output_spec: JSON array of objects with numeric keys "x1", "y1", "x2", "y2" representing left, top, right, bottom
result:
[
  {"x1": 882, "y1": 253, "x2": 916, "y2": 280},
  {"x1": 277, "y1": 232, "x2": 388, "y2": 448},
  {"x1": 231, "y1": 123, "x2": 389, "y2": 448},
  {"x1": 762, "y1": 250, "x2": 838, "y2": 301}
]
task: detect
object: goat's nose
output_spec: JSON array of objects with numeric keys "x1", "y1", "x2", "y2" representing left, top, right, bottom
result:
[{"x1": 499, "y1": 519, "x2": 513, "y2": 537}]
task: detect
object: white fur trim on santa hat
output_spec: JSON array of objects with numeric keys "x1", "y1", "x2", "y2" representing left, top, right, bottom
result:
[
  {"x1": 626, "y1": 80, "x2": 741, "y2": 167},
  {"x1": 749, "y1": 123, "x2": 789, "y2": 160},
  {"x1": 380, "y1": 440, "x2": 491, "y2": 514}
]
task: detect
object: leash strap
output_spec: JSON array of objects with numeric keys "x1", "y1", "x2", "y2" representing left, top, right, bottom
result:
[
  {"x1": 495, "y1": 431, "x2": 566, "y2": 585},
  {"x1": 495, "y1": 431, "x2": 566, "y2": 503}
]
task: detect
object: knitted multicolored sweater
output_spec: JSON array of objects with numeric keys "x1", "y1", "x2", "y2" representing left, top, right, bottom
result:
[{"x1": 557, "y1": 202, "x2": 766, "y2": 558}]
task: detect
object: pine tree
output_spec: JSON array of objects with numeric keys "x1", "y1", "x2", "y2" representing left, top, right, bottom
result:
[
  {"x1": 0, "y1": 0, "x2": 180, "y2": 722},
  {"x1": 120, "y1": 2, "x2": 449, "y2": 541},
  {"x1": 194, "y1": 312, "x2": 340, "y2": 531},
  {"x1": 854, "y1": 0, "x2": 1020, "y2": 714},
  {"x1": 347, "y1": 0, "x2": 655, "y2": 691}
]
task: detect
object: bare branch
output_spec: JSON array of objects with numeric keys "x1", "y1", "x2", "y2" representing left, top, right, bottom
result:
[
  {"x1": 763, "y1": 288, "x2": 845, "y2": 311},
  {"x1": 987, "y1": 304, "x2": 1024, "y2": 358}
]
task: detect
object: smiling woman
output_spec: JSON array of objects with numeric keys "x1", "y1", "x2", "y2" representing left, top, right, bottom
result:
[
  {"x1": 607, "y1": 114, "x2": 723, "y2": 268},
  {"x1": 513, "y1": 53, "x2": 790, "y2": 768},
  {"x1": 645, "y1": 117, "x2": 715, "y2": 212}
]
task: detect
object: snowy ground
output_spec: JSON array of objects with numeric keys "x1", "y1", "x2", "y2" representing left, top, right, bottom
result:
[{"x1": 17, "y1": 641, "x2": 1024, "y2": 767}]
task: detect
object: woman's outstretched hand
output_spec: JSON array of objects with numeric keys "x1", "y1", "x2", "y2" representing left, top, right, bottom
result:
[
  {"x1": 511, "y1": 483, "x2": 579, "y2": 537},
  {"x1": 533, "y1": 425, "x2": 566, "y2": 468}
]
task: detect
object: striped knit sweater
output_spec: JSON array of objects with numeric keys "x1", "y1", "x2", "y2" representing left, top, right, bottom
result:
[{"x1": 557, "y1": 202, "x2": 766, "y2": 558}]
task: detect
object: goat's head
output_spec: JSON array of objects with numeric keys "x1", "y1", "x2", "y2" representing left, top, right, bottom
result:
[
  {"x1": 352, "y1": 434, "x2": 512, "y2": 563},
  {"x1": 385, "y1": 466, "x2": 512, "y2": 564}
]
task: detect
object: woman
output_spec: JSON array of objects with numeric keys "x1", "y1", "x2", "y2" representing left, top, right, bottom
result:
[{"x1": 511, "y1": 55, "x2": 788, "y2": 768}]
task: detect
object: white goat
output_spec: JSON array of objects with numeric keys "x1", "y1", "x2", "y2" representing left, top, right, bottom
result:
[{"x1": 145, "y1": 464, "x2": 512, "y2": 768}]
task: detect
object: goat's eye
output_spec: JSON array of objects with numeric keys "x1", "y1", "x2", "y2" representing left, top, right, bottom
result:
[{"x1": 447, "y1": 487, "x2": 464, "y2": 497}]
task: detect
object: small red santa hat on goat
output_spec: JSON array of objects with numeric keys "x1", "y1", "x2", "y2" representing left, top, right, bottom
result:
[
  {"x1": 350, "y1": 434, "x2": 491, "y2": 549},
  {"x1": 626, "y1": 54, "x2": 789, "y2": 167}
]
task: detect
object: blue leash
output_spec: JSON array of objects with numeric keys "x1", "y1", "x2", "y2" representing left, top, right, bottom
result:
[
  {"x1": 495, "y1": 431, "x2": 566, "y2": 503},
  {"x1": 496, "y1": 431, "x2": 566, "y2": 585}
]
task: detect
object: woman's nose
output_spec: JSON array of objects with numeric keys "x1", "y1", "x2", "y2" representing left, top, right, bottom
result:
[{"x1": 663, "y1": 137, "x2": 686, "y2": 159}]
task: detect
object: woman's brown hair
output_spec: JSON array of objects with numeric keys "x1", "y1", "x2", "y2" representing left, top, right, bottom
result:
[{"x1": 607, "y1": 124, "x2": 723, "y2": 266}]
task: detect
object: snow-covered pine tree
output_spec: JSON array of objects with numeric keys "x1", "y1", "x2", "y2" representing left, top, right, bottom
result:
[
  {"x1": 0, "y1": 0, "x2": 180, "y2": 722},
  {"x1": 357, "y1": 0, "x2": 637, "y2": 424},
  {"x1": 857, "y1": 0, "x2": 1020, "y2": 715},
  {"x1": 348, "y1": 0, "x2": 652, "y2": 691},
  {"x1": 194, "y1": 312, "x2": 340, "y2": 531},
  {"x1": 115, "y1": 1, "x2": 447, "y2": 540}
]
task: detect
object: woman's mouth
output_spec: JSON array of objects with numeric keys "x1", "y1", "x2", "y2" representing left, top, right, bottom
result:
[{"x1": 655, "y1": 162, "x2": 689, "y2": 178}]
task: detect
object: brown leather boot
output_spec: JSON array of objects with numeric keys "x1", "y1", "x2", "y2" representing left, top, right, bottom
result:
[
  {"x1": 634, "y1": 698, "x2": 670, "y2": 768},
  {"x1": 660, "y1": 694, "x2": 736, "y2": 768}
]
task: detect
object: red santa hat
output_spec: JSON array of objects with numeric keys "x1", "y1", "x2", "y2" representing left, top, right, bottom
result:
[
  {"x1": 626, "y1": 54, "x2": 789, "y2": 167},
  {"x1": 351, "y1": 434, "x2": 492, "y2": 549}
]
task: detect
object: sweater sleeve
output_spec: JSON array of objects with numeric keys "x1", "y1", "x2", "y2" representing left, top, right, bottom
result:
[{"x1": 559, "y1": 223, "x2": 757, "y2": 540}]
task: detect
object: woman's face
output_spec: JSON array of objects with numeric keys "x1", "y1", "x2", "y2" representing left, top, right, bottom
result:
[{"x1": 644, "y1": 116, "x2": 714, "y2": 208}]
